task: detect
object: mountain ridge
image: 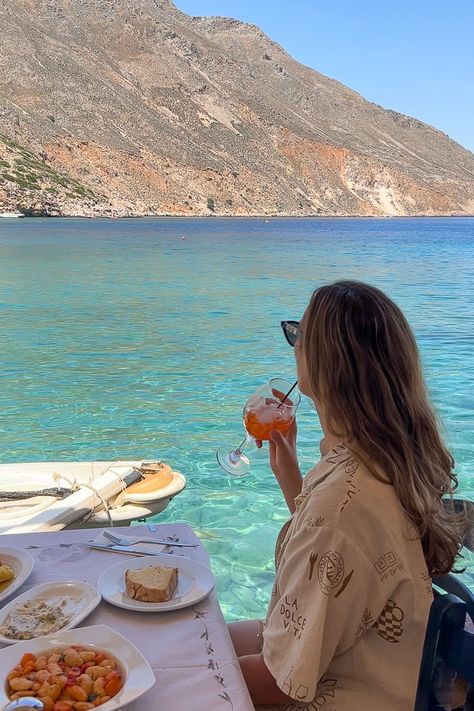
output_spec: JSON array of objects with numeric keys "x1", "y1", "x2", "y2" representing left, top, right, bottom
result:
[{"x1": 0, "y1": 0, "x2": 473, "y2": 217}]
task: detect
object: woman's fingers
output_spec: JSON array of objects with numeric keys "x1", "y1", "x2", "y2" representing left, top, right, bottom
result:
[
  {"x1": 271, "y1": 424, "x2": 297, "y2": 449},
  {"x1": 268, "y1": 438, "x2": 277, "y2": 470},
  {"x1": 270, "y1": 430, "x2": 292, "y2": 458},
  {"x1": 258, "y1": 427, "x2": 298, "y2": 478},
  {"x1": 289, "y1": 418, "x2": 298, "y2": 434},
  {"x1": 269, "y1": 429, "x2": 285, "y2": 446},
  {"x1": 268, "y1": 429, "x2": 299, "y2": 481}
]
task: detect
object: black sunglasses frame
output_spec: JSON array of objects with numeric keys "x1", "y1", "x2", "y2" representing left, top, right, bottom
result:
[{"x1": 281, "y1": 320, "x2": 301, "y2": 347}]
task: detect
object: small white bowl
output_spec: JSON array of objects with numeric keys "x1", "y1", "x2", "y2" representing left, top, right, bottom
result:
[
  {"x1": 0, "y1": 580, "x2": 101, "y2": 645},
  {"x1": 0, "y1": 547, "x2": 34, "y2": 604}
]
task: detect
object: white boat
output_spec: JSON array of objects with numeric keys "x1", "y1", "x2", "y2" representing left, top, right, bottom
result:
[
  {"x1": 0, "y1": 460, "x2": 186, "y2": 535},
  {"x1": 0, "y1": 211, "x2": 24, "y2": 218}
]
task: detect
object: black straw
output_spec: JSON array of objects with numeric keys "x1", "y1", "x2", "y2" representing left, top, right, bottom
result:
[{"x1": 277, "y1": 380, "x2": 298, "y2": 408}]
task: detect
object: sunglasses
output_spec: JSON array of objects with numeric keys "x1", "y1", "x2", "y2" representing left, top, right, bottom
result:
[{"x1": 281, "y1": 320, "x2": 302, "y2": 347}]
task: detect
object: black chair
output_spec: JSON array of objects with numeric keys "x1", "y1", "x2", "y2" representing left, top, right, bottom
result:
[
  {"x1": 415, "y1": 574, "x2": 474, "y2": 711},
  {"x1": 433, "y1": 574, "x2": 474, "y2": 619}
]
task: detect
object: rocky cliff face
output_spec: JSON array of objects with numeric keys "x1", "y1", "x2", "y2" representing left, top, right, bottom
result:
[{"x1": 0, "y1": 0, "x2": 473, "y2": 217}]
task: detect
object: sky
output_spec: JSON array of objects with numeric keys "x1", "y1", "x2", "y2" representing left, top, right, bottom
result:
[{"x1": 175, "y1": 0, "x2": 474, "y2": 154}]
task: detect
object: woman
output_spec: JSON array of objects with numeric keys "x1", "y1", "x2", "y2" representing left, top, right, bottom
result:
[{"x1": 229, "y1": 280, "x2": 467, "y2": 710}]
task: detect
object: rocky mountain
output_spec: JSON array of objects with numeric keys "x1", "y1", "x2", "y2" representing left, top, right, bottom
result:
[{"x1": 0, "y1": 0, "x2": 473, "y2": 217}]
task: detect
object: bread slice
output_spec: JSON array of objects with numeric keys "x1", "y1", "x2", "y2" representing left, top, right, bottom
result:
[{"x1": 125, "y1": 564, "x2": 178, "y2": 603}]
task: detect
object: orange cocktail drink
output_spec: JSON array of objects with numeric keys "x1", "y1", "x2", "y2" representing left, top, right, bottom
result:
[
  {"x1": 216, "y1": 378, "x2": 300, "y2": 477},
  {"x1": 243, "y1": 395, "x2": 294, "y2": 441}
]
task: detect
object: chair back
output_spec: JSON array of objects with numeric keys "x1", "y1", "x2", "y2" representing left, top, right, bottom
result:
[
  {"x1": 415, "y1": 574, "x2": 474, "y2": 711},
  {"x1": 433, "y1": 573, "x2": 474, "y2": 619}
]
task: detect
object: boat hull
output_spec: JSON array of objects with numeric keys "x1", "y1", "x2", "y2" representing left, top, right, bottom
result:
[{"x1": 0, "y1": 461, "x2": 186, "y2": 534}]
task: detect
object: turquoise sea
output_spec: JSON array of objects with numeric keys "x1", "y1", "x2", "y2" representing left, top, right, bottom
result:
[{"x1": 0, "y1": 216, "x2": 473, "y2": 619}]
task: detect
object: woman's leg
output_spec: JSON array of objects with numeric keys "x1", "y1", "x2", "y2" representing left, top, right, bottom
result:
[{"x1": 228, "y1": 619, "x2": 264, "y2": 657}]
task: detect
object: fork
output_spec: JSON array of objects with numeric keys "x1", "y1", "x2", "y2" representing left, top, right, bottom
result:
[{"x1": 103, "y1": 530, "x2": 198, "y2": 547}]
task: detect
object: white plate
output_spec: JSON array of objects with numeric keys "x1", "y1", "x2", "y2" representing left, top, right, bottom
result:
[
  {"x1": 0, "y1": 624, "x2": 156, "y2": 711},
  {"x1": 0, "y1": 580, "x2": 101, "y2": 644},
  {"x1": 0, "y1": 547, "x2": 35, "y2": 604},
  {"x1": 97, "y1": 554, "x2": 215, "y2": 612}
]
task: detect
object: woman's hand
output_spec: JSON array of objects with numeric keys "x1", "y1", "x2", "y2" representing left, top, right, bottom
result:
[
  {"x1": 256, "y1": 420, "x2": 302, "y2": 512},
  {"x1": 268, "y1": 420, "x2": 300, "y2": 481}
]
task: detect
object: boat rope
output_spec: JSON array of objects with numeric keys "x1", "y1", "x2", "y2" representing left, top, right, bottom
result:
[
  {"x1": 52, "y1": 471, "x2": 114, "y2": 528},
  {"x1": 0, "y1": 487, "x2": 74, "y2": 501},
  {"x1": 52, "y1": 466, "x2": 143, "y2": 527}
]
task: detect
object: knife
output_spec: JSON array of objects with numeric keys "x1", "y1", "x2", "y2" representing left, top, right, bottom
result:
[
  {"x1": 88, "y1": 543, "x2": 165, "y2": 555},
  {"x1": 113, "y1": 540, "x2": 198, "y2": 548}
]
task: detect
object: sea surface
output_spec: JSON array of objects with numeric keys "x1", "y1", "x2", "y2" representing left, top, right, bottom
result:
[{"x1": 0, "y1": 216, "x2": 473, "y2": 619}]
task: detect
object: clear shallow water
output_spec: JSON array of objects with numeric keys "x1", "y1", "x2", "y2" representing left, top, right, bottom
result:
[{"x1": 0, "y1": 216, "x2": 473, "y2": 619}]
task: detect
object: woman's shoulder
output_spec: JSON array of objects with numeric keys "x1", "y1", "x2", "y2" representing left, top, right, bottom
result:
[
  {"x1": 295, "y1": 443, "x2": 408, "y2": 542},
  {"x1": 296, "y1": 443, "x2": 364, "y2": 511}
]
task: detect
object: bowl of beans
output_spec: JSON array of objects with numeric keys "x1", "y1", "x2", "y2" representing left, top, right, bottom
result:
[
  {"x1": 6, "y1": 646, "x2": 124, "y2": 711},
  {"x1": 0, "y1": 625, "x2": 155, "y2": 711}
]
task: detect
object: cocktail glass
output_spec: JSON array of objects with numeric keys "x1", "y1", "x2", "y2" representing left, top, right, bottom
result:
[{"x1": 216, "y1": 377, "x2": 300, "y2": 477}]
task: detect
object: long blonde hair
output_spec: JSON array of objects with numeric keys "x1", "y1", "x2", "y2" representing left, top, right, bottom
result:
[{"x1": 304, "y1": 280, "x2": 468, "y2": 576}]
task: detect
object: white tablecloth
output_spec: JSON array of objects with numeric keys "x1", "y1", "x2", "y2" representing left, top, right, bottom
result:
[{"x1": 0, "y1": 523, "x2": 254, "y2": 711}]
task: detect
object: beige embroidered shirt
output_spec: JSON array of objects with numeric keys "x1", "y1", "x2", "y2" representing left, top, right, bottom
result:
[{"x1": 260, "y1": 443, "x2": 432, "y2": 711}]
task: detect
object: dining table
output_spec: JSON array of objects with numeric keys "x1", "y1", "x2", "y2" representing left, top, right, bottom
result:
[{"x1": 0, "y1": 522, "x2": 255, "y2": 711}]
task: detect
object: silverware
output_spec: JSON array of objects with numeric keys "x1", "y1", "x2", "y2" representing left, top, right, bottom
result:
[
  {"x1": 103, "y1": 530, "x2": 197, "y2": 548},
  {"x1": 88, "y1": 543, "x2": 162, "y2": 556},
  {"x1": 3, "y1": 698, "x2": 44, "y2": 711}
]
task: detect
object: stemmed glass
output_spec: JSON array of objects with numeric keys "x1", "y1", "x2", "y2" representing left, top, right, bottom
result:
[{"x1": 216, "y1": 377, "x2": 300, "y2": 477}]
